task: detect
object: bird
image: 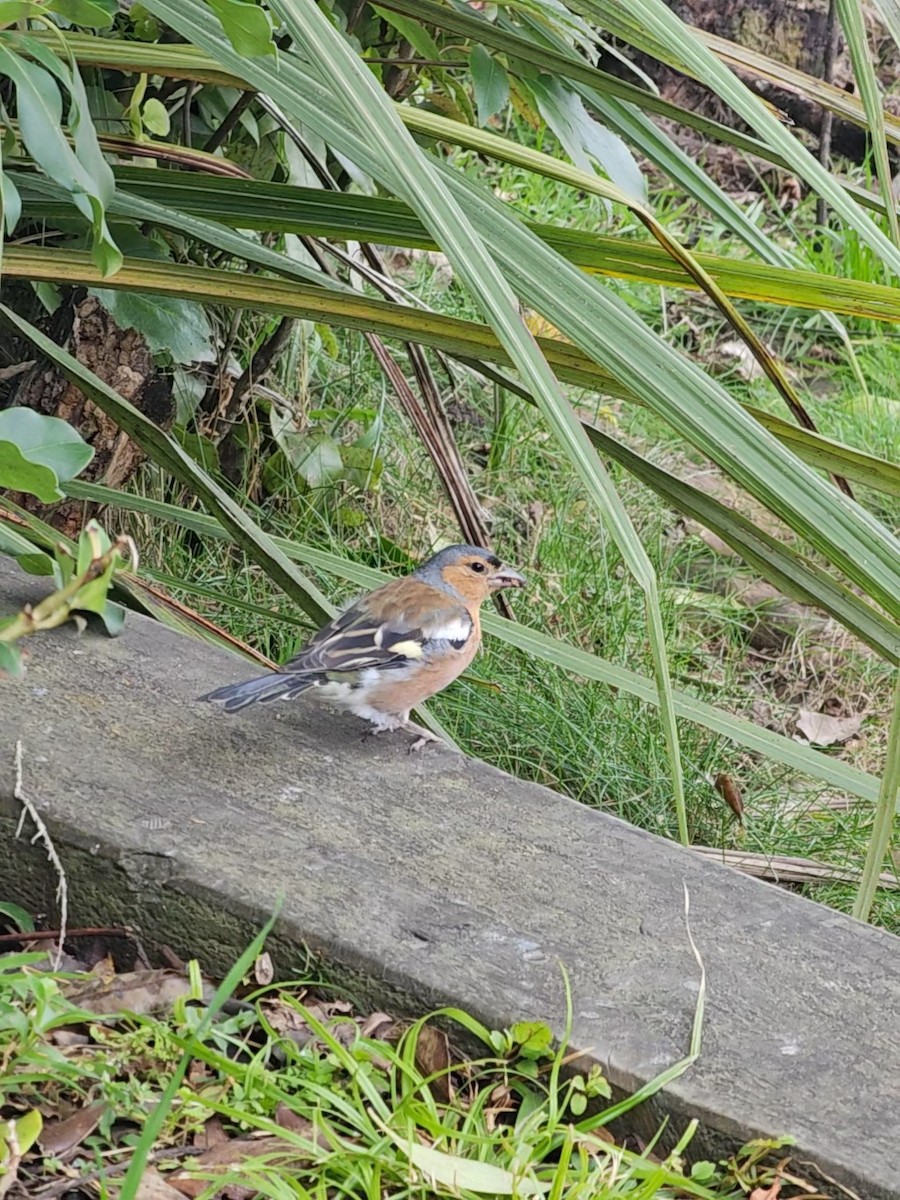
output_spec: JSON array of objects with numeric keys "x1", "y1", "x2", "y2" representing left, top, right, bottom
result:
[{"x1": 200, "y1": 544, "x2": 525, "y2": 746}]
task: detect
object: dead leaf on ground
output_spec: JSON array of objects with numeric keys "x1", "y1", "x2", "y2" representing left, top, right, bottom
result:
[
  {"x1": 193, "y1": 1115, "x2": 228, "y2": 1151},
  {"x1": 135, "y1": 1167, "x2": 189, "y2": 1200},
  {"x1": 414, "y1": 1024, "x2": 453, "y2": 1104},
  {"x1": 168, "y1": 1134, "x2": 311, "y2": 1198},
  {"x1": 358, "y1": 1011, "x2": 395, "y2": 1041},
  {"x1": 793, "y1": 710, "x2": 863, "y2": 746},
  {"x1": 38, "y1": 1103, "x2": 106, "y2": 1158},
  {"x1": 65, "y1": 969, "x2": 214, "y2": 1016},
  {"x1": 714, "y1": 773, "x2": 744, "y2": 824},
  {"x1": 254, "y1": 952, "x2": 274, "y2": 986}
]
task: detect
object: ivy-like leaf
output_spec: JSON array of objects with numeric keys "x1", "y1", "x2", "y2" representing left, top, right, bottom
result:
[
  {"x1": 470, "y1": 44, "x2": 510, "y2": 126},
  {"x1": 141, "y1": 97, "x2": 170, "y2": 137},
  {"x1": 0, "y1": 39, "x2": 120, "y2": 273},
  {"x1": 0, "y1": 407, "x2": 94, "y2": 487},
  {"x1": 90, "y1": 288, "x2": 212, "y2": 364},
  {"x1": 206, "y1": 0, "x2": 275, "y2": 58},
  {"x1": 51, "y1": 0, "x2": 116, "y2": 28}
]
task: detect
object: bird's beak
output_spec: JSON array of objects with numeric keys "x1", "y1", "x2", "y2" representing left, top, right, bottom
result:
[{"x1": 491, "y1": 564, "x2": 526, "y2": 589}]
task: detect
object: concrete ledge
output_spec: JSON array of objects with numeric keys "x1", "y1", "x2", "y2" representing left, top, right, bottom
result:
[{"x1": 1, "y1": 557, "x2": 897, "y2": 1198}]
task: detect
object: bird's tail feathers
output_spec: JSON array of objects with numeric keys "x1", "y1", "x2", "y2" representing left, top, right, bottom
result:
[{"x1": 199, "y1": 671, "x2": 319, "y2": 712}]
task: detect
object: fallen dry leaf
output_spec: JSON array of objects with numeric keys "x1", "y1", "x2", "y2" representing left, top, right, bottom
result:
[
  {"x1": 38, "y1": 1103, "x2": 106, "y2": 1158},
  {"x1": 714, "y1": 773, "x2": 744, "y2": 824},
  {"x1": 168, "y1": 1134, "x2": 310, "y2": 1198},
  {"x1": 135, "y1": 1167, "x2": 189, "y2": 1200},
  {"x1": 65, "y1": 969, "x2": 213, "y2": 1016},
  {"x1": 794, "y1": 710, "x2": 863, "y2": 746},
  {"x1": 414, "y1": 1023, "x2": 453, "y2": 1104},
  {"x1": 254, "y1": 952, "x2": 274, "y2": 986}
]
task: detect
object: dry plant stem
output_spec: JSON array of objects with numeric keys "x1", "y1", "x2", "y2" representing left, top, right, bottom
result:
[
  {"x1": 852, "y1": 669, "x2": 900, "y2": 921},
  {"x1": 203, "y1": 88, "x2": 255, "y2": 154},
  {"x1": 213, "y1": 314, "x2": 296, "y2": 440},
  {"x1": 246, "y1": 101, "x2": 508, "y2": 582},
  {"x1": 817, "y1": 0, "x2": 840, "y2": 228},
  {"x1": 14, "y1": 740, "x2": 67, "y2": 971},
  {"x1": 33, "y1": 1146, "x2": 205, "y2": 1199}
]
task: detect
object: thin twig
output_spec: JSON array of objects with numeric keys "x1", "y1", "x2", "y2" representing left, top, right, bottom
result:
[
  {"x1": 203, "y1": 89, "x2": 256, "y2": 155},
  {"x1": 0, "y1": 925, "x2": 139, "y2": 948},
  {"x1": 13, "y1": 740, "x2": 68, "y2": 971},
  {"x1": 214, "y1": 315, "x2": 296, "y2": 440},
  {"x1": 817, "y1": 0, "x2": 840, "y2": 228},
  {"x1": 33, "y1": 1145, "x2": 204, "y2": 1198}
]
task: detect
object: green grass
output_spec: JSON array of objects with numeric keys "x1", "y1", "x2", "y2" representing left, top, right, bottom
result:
[
  {"x1": 123, "y1": 151, "x2": 899, "y2": 931},
  {"x1": 0, "y1": 942, "x2": 800, "y2": 1199}
]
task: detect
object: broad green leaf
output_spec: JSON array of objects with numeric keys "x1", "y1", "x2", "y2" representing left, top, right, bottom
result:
[
  {"x1": 206, "y1": 0, "x2": 274, "y2": 58},
  {"x1": 0, "y1": 407, "x2": 94, "y2": 482},
  {"x1": 0, "y1": 901, "x2": 34, "y2": 932},
  {"x1": 292, "y1": 433, "x2": 344, "y2": 489},
  {"x1": 52, "y1": 0, "x2": 116, "y2": 28},
  {"x1": 89, "y1": 287, "x2": 212, "y2": 363},
  {"x1": 530, "y1": 74, "x2": 645, "y2": 201},
  {"x1": 469, "y1": 44, "x2": 509, "y2": 126},
  {"x1": 16, "y1": 553, "x2": 56, "y2": 576},
  {"x1": 0, "y1": 440, "x2": 49, "y2": 506},
  {"x1": 0, "y1": 1, "x2": 34, "y2": 22},
  {"x1": 0, "y1": 38, "x2": 119, "y2": 273},
  {"x1": 141, "y1": 96, "x2": 170, "y2": 136},
  {"x1": 0, "y1": 521, "x2": 46, "y2": 559},
  {"x1": 0, "y1": 167, "x2": 22, "y2": 235},
  {"x1": 0, "y1": 1110, "x2": 42, "y2": 1161}
]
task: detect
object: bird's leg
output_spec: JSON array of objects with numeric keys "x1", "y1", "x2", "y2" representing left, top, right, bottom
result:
[{"x1": 403, "y1": 716, "x2": 444, "y2": 753}]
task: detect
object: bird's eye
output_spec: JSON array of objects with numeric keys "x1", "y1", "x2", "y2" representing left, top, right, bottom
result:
[{"x1": 470, "y1": 560, "x2": 486, "y2": 573}]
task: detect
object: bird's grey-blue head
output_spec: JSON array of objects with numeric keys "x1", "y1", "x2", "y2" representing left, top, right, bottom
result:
[{"x1": 414, "y1": 544, "x2": 525, "y2": 601}]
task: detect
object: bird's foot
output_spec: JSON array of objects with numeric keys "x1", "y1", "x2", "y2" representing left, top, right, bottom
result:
[{"x1": 404, "y1": 721, "x2": 444, "y2": 753}]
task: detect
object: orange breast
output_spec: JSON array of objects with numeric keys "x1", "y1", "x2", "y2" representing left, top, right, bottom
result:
[{"x1": 364, "y1": 611, "x2": 481, "y2": 715}]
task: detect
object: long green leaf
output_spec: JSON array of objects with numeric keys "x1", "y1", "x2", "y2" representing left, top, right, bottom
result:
[
  {"x1": 6, "y1": 244, "x2": 897, "y2": 500},
  {"x1": 62, "y1": 479, "x2": 884, "y2": 808},
  {"x1": 86, "y1": 169, "x2": 900, "y2": 323},
  {"x1": 834, "y1": 0, "x2": 899, "y2": 247},
  {"x1": 576, "y1": 0, "x2": 900, "y2": 278}
]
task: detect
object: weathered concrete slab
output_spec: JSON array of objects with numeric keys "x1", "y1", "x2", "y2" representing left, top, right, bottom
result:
[{"x1": 1, "y1": 556, "x2": 897, "y2": 1196}]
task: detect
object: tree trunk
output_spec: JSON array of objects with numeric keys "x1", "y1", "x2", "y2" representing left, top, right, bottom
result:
[{"x1": 2, "y1": 291, "x2": 174, "y2": 540}]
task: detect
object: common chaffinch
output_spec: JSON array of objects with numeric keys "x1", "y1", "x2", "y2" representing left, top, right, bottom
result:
[{"x1": 201, "y1": 544, "x2": 525, "y2": 744}]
